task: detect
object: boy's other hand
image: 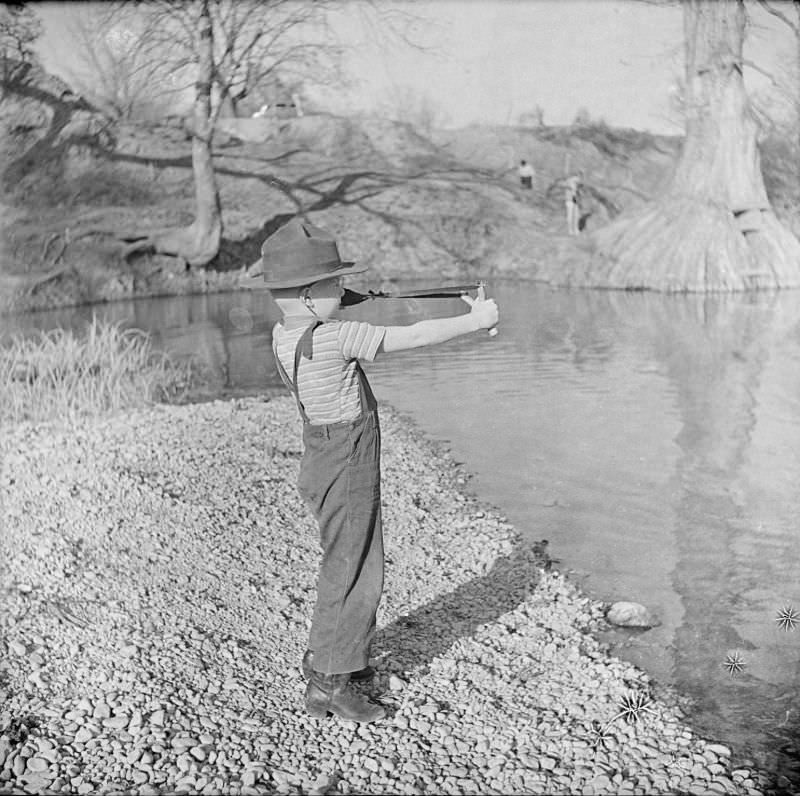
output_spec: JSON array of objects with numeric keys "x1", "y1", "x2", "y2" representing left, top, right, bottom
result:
[{"x1": 461, "y1": 291, "x2": 499, "y2": 331}]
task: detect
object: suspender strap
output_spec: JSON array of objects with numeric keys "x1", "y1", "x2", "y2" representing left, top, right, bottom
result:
[
  {"x1": 272, "y1": 321, "x2": 321, "y2": 424},
  {"x1": 353, "y1": 361, "x2": 378, "y2": 413}
]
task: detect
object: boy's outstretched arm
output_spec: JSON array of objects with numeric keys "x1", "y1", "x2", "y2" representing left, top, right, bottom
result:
[{"x1": 380, "y1": 294, "x2": 499, "y2": 353}]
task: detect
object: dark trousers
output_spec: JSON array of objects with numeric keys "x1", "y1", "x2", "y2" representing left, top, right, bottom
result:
[{"x1": 297, "y1": 409, "x2": 384, "y2": 675}]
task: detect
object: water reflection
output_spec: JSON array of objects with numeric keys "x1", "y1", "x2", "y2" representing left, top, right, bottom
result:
[
  {"x1": 4, "y1": 282, "x2": 800, "y2": 783},
  {"x1": 605, "y1": 291, "x2": 800, "y2": 780},
  {"x1": 1, "y1": 293, "x2": 285, "y2": 394}
]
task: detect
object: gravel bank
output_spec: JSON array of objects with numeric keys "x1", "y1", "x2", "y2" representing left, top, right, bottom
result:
[{"x1": 1, "y1": 396, "x2": 773, "y2": 795}]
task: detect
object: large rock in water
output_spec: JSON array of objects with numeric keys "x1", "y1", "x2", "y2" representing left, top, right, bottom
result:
[{"x1": 606, "y1": 601, "x2": 658, "y2": 628}]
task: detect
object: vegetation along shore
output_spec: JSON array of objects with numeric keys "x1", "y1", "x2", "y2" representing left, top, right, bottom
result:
[{"x1": 0, "y1": 322, "x2": 779, "y2": 795}]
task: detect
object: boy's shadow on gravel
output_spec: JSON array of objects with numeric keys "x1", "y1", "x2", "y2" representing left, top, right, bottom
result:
[{"x1": 373, "y1": 540, "x2": 553, "y2": 680}]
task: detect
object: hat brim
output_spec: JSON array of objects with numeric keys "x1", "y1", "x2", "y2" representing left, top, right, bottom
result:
[{"x1": 238, "y1": 260, "x2": 367, "y2": 290}]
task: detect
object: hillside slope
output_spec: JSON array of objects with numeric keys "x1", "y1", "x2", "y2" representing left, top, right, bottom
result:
[{"x1": 3, "y1": 111, "x2": 682, "y2": 312}]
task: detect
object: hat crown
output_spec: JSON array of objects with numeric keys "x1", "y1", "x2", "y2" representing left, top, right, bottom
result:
[
  {"x1": 243, "y1": 218, "x2": 365, "y2": 289},
  {"x1": 261, "y1": 220, "x2": 340, "y2": 268}
]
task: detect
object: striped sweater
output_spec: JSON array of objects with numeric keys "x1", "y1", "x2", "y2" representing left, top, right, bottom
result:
[{"x1": 272, "y1": 319, "x2": 386, "y2": 424}]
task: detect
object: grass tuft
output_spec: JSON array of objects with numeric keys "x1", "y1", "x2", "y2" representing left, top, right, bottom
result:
[{"x1": 0, "y1": 317, "x2": 199, "y2": 426}]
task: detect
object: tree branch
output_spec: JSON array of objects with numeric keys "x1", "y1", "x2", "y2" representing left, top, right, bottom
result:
[
  {"x1": 740, "y1": 56, "x2": 785, "y2": 91},
  {"x1": 755, "y1": 0, "x2": 800, "y2": 35}
]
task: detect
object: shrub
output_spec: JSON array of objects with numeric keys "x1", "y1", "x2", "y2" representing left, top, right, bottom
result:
[
  {"x1": 0, "y1": 317, "x2": 200, "y2": 425},
  {"x1": 572, "y1": 106, "x2": 592, "y2": 126},
  {"x1": 13, "y1": 161, "x2": 158, "y2": 209}
]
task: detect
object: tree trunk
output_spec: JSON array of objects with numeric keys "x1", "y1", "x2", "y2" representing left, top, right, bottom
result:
[
  {"x1": 128, "y1": 0, "x2": 221, "y2": 267},
  {"x1": 795, "y1": 1, "x2": 800, "y2": 184},
  {"x1": 186, "y1": 0, "x2": 222, "y2": 264},
  {"x1": 587, "y1": 0, "x2": 800, "y2": 291}
]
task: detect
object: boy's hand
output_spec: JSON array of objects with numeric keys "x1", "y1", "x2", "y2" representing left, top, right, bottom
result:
[{"x1": 461, "y1": 287, "x2": 499, "y2": 333}]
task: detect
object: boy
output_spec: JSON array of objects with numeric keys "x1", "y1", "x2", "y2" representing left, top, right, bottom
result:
[{"x1": 243, "y1": 219, "x2": 499, "y2": 723}]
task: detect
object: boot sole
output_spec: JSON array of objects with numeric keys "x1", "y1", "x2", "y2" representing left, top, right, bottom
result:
[{"x1": 306, "y1": 704, "x2": 330, "y2": 720}]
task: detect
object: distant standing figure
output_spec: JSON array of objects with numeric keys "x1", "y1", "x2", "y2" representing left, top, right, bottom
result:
[
  {"x1": 518, "y1": 159, "x2": 534, "y2": 189},
  {"x1": 565, "y1": 173, "x2": 582, "y2": 235}
]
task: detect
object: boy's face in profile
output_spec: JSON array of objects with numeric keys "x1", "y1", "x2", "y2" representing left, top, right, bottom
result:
[
  {"x1": 272, "y1": 277, "x2": 345, "y2": 320},
  {"x1": 303, "y1": 277, "x2": 345, "y2": 319}
]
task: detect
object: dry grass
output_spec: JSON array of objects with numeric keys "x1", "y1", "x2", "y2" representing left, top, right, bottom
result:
[{"x1": 0, "y1": 317, "x2": 199, "y2": 426}]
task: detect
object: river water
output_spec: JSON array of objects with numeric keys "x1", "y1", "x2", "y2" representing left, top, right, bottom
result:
[{"x1": 5, "y1": 281, "x2": 800, "y2": 783}]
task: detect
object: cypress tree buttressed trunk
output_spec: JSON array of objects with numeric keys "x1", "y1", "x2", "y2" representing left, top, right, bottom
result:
[{"x1": 590, "y1": 0, "x2": 800, "y2": 292}]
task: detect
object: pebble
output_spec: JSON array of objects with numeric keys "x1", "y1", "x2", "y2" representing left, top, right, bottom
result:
[
  {"x1": 242, "y1": 771, "x2": 257, "y2": 787},
  {"x1": 607, "y1": 601, "x2": 658, "y2": 628},
  {"x1": 172, "y1": 736, "x2": 198, "y2": 751},
  {"x1": 33, "y1": 740, "x2": 54, "y2": 756},
  {"x1": 73, "y1": 728, "x2": 95, "y2": 744},
  {"x1": 20, "y1": 773, "x2": 51, "y2": 792},
  {"x1": 103, "y1": 715, "x2": 130, "y2": 730},
  {"x1": 25, "y1": 757, "x2": 48, "y2": 773}
]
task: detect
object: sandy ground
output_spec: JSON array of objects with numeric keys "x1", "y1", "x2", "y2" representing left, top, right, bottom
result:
[{"x1": 0, "y1": 396, "x2": 774, "y2": 795}]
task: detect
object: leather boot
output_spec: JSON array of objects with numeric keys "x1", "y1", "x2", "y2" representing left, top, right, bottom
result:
[
  {"x1": 301, "y1": 650, "x2": 375, "y2": 683},
  {"x1": 305, "y1": 670, "x2": 385, "y2": 722}
]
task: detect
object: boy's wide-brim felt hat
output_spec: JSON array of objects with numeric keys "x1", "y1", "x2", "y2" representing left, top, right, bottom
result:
[{"x1": 239, "y1": 219, "x2": 366, "y2": 289}]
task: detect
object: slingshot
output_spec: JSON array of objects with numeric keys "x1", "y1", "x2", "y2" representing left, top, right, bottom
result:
[{"x1": 341, "y1": 281, "x2": 498, "y2": 337}]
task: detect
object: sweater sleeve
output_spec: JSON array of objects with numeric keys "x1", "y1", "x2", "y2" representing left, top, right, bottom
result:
[{"x1": 337, "y1": 321, "x2": 387, "y2": 362}]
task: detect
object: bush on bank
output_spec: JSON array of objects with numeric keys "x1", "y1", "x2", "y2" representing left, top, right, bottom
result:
[{"x1": 0, "y1": 317, "x2": 198, "y2": 425}]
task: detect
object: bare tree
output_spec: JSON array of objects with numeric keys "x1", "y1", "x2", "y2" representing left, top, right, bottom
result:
[
  {"x1": 572, "y1": 106, "x2": 592, "y2": 126},
  {"x1": 0, "y1": 3, "x2": 41, "y2": 96},
  {"x1": 518, "y1": 105, "x2": 545, "y2": 128},
  {"x1": 589, "y1": 0, "x2": 800, "y2": 291},
  {"x1": 0, "y1": 5, "x2": 111, "y2": 192},
  {"x1": 63, "y1": 7, "x2": 180, "y2": 122},
  {"x1": 112, "y1": 0, "x2": 416, "y2": 267},
  {"x1": 0, "y1": 4, "x2": 41, "y2": 66},
  {"x1": 380, "y1": 84, "x2": 450, "y2": 135}
]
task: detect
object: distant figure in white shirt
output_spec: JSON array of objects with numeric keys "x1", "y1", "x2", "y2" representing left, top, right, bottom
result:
[
  {"x1": 565, "y1": 172, "x2": 582, "y2": 235},
  {"x1": 518, "y1": 159, "x2": 534, "y2": 189}
]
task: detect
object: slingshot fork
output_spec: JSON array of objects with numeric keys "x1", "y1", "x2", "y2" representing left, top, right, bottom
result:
[{"x1": 476, "y1": 281, "x2": 499, "y2": 337}]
